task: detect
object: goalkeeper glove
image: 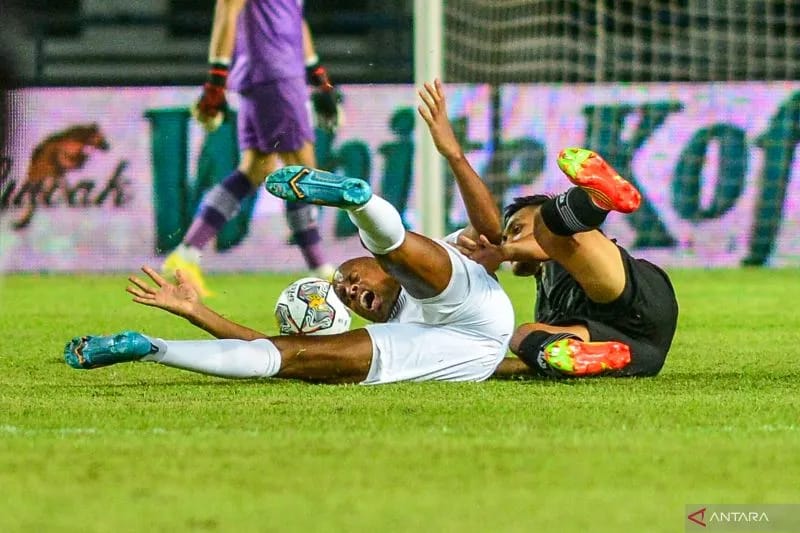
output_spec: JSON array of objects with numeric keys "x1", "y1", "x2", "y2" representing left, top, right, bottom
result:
[
  {"x1": 306, "y1": 60, "x2": 343, "y2": 132},
  {"x1": 192, "y1": 62, "x2": 229, "y2": 132}
]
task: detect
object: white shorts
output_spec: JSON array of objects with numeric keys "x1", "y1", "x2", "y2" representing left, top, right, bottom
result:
[{"x1": 362, "y1": 242, "x2": 514, "y2": 385}]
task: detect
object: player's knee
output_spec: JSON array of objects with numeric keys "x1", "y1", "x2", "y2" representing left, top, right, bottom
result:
[
  {"x1": 510, "y1": 323, "x2": 576, "y2": 354},
  {"x1": 510, "y1": 325, "x2": 535, "y2": 354},
  {"x1": 275, "y1": 348, "x2": 367, "y2": 384},
  {"x1": 239, "y1": 150, "x2": 278, "y2": 182},
  {"x1": 272, "y1": 331, "x2": 373, "y2": 383},
  {"x1": 627, "y1": 347, "x2": 667, "y2": 377},
  {"x1": 509, "y1": 323, "x2": 544, "y2": 355},
  {"x1": 278, "y1": 143, "x2": 315, "y2": 167}
]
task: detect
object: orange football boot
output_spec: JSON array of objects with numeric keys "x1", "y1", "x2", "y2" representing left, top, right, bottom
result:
[
  {"x1": 557, "y1": 148, "x2": 642, "y2": 214},
  {"x1": 543, "y1": 338, "x2": 631, "y2": 376}
]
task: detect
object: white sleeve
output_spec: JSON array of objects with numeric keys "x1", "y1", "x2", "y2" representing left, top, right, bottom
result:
[
  {"x1": 408, "y1": 243, "x2": 472, "y2": 323},
  {"x1": 443, "y1": 228, "x2": 465, "y2": 245}
]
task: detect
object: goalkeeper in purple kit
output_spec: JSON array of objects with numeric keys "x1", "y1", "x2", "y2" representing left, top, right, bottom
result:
[{"x1": 162, "y1": 0, "x2": 342, "y2": 296}]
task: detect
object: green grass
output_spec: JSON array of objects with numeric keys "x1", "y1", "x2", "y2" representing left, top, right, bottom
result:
[{"x1": 1, "y1": 269, "x2": 799, "y2": 532}]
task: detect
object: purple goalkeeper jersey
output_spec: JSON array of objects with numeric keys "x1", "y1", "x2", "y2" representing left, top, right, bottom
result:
[{"x1": 228, "y1": 0, "x2": 305, "y2": 91}]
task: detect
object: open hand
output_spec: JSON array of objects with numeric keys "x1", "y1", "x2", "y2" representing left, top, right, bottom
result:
[
  {"x1": 455, "y1": 233, "x2": 507, "y2": 274},
  {"x1": 417, "y1": 79, "x2": 462, "y2": 160},
  {"x1": 126, "y1": 266, "x2": 201, "y2": 318}
]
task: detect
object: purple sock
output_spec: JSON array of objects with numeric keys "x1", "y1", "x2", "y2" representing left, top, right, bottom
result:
[
  {"x1": 286, "y1": 201, "x2": 326, "y2": 269},
  {"x1": 184, "y1": 170, "x2": 255, "y2": 249},
  {"x1": 294, "y1": 229, "x2": 325, "y2": 269}
]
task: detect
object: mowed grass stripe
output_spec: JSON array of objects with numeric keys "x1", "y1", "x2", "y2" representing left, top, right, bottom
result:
[{"x1": 0, "y1": 269, "x2": 798, "y2": 532}]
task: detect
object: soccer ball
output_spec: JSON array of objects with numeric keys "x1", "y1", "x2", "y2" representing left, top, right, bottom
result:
[{"x1": 274, "y1": 277, "x2": 351, "y2": 336}]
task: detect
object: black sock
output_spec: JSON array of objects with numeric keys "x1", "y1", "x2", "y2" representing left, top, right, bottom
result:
[{"x1": 540, "y1": 187, "x2": 609, "y2": 236}]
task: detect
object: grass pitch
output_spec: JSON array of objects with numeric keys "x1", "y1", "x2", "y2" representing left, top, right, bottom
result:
[{"x1": 1, "y1": 269, "x2": 798, "y2": 532}]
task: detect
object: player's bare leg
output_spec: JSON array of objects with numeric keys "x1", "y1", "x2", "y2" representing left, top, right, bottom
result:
[
  {"x1": 271, "y1": 329, "x2": 373, "y2": 383},
  {"x1": 533, "y1": 222, "x2": 627, "y2": 303},
  {"x1": 64, "y1": 328, "x2": 376, "y2": 384},
  {"x1": 265, "y1": 166, "x2": 453, "y2": 298},
  {"x1": 535, "y1": 148, "x2": 642, "y2": 303},
  {"x1": 181, "y1": 147, "x2": 277, "y2": 250},
  {"x1": 277, "y1": 141, "x2": 316, "y2": 168}
]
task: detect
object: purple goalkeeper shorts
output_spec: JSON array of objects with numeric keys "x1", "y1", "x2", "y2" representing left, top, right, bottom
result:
[{"x1": 237, "y1": 76, "x2": 314, "y2": 154}]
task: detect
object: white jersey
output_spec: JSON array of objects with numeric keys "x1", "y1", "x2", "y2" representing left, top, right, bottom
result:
[{"x1": 362, "y1": 240, "x2": 515, "y2": 385}]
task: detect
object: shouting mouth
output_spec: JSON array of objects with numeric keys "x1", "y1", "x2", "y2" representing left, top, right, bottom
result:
[{"x1": 359, "y1": 289, "x2": 378, "y2": 312}]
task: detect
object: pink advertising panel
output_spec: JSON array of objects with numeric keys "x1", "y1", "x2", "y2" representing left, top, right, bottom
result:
[{"x1": 2, "y1": 82, "x2": 799, "y2": 272}]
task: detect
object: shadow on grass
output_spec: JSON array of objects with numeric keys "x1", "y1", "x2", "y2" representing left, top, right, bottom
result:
[
  {"x1": 45, "y1": 360, "x2": 800, "y2": 392},
  {"x1": 661, "y1": 370, "x2": 800, "y2": 387},
  {"x1": 59, "y1": 379, "x2": 290, "y2": 389}
]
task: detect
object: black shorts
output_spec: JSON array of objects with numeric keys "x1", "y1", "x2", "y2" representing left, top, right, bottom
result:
[
  {"x1": 577, "y1": 250, "x2": 678, "y2": 376},
  {"x1": 519, "y1": 248, "x2": 679, "y2": 377}
]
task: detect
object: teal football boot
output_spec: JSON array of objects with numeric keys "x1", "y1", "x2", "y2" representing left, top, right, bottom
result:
[
  {"x1": 64, "y1": 331, "x2": 157, "y2": 369},
  {"x1": 264, "y1": 166, "x2": 372, "y2": 208}
]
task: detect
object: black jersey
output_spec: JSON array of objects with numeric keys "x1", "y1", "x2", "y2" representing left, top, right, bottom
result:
[{"x1": 533, "y1": 244, "x2": 678, "y2": 376}]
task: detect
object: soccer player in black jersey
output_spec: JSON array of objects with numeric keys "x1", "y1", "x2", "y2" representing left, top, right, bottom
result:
[{"x1": 418, "y1": 79, "x2": 678, "y2": 377}]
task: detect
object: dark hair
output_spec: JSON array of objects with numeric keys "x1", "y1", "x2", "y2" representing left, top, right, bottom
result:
[{"x1": 503, "y1": 194, "x2": 551, "y2": 224}]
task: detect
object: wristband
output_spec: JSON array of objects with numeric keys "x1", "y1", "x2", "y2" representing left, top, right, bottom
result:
[{"x1": 207, "y1": 62, "x2": 229, "y2": 88}]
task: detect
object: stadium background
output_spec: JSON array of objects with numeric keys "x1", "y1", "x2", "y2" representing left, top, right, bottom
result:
[
  {"x1": 3, "y1": 0, "x2": 800, "y2": 271},
  {"x1": 2, "y1": 3, "x2": 800, "y2": 533}
]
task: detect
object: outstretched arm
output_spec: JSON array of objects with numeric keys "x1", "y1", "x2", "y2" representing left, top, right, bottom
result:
[
  {"x1": 418, "y1": 79, "x2": 503, "y2": 244},
  {"x1": 184, "y1": 303, "x2": 268, "y2": 341},
  {"x1": 301, "y1": 19, "x2": 317, "y2": 64},
  {"x1": 126, "y1": 266, "x2": 267, "y2": 341},
  {"x1": 193, "y1": 0, "x2": 246, "y2": 131},
  {"x1": 208, "y1": 0, "x2": 246, "y2": 63}
]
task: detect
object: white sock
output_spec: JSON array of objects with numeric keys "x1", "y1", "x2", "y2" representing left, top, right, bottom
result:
[
  {"x1": 347, "y1": 195, "x2": 406, "y2": 254},
  {"x1": 141, "y1": 337, "x2": 281, "y2": 379}
]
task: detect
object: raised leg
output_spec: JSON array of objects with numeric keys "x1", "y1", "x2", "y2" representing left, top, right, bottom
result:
[
  {"x1": 265, "y1": 166, "x2": 454, "y2": 299},
  {"x1": 535, "y1": 148, "x2": 643, "y2": 304}
]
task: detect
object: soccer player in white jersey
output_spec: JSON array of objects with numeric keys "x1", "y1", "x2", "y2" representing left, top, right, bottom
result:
[{"x1": 63, "y1": 85, "x2": 514, "y2": 384}]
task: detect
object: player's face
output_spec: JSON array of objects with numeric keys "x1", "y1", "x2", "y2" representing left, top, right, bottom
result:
[
  {"x1": 502, "y1": 206, "x2": 548, "y2": 277},
  {"x1": 332, "y1": 257, "x2": 402, "y2": 323}
]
